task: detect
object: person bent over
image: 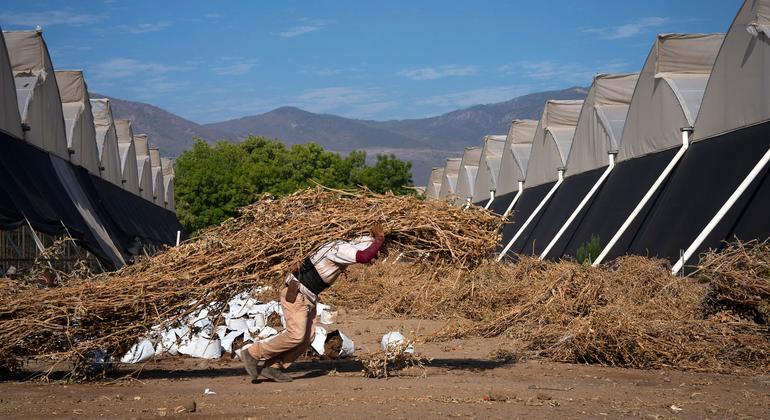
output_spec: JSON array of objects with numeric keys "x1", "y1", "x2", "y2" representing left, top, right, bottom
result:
[{"x1": 242, "y1": 223, "x2": 385, "y2": 382}]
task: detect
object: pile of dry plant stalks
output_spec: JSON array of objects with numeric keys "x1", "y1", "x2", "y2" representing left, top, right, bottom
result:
[
  {"x1": 330, "y1": 247, "x2": 770, "y2": 373},
  {"x1": 0, "y1": 187, "x2": 501, "y2": 373},
  {"x1": 695, "y1": 240, "x2": 770, "y2": 324}
]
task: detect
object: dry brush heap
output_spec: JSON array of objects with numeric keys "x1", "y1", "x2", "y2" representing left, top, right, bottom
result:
[
  {"x1": 1, "y1": 186, "x2": 769, "y2": 376},
  {"x1": 0, "y1": 187, "x2": 502, "y2": 372},
  {"x1": 330, "y1": 244, "x2": 770, "y2": 373}
]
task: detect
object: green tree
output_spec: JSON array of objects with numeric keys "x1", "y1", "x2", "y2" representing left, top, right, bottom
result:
[
  {"x1": 354, "y1": 154, "x2": 413, "y2": 195},
  {"x1": 173, "y1": 136, "x2": 414, "y2": 234},
  {"x1": 174, "y1": 139, "x2": 256, "y2": 232}
]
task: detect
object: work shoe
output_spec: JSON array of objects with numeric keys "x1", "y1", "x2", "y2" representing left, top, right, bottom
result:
[
  {"x1": 260, "y1": 367, "x2": 293, "y2": 382},
  {"x1": 240, "y1": 349, "x2": 261, "y2": 380}
]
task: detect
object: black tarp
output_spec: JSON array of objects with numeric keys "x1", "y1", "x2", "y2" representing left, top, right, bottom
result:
[
  {"x1": 516, "y1": 168, "x2": 604, "y2": 256},
  {"x1": 0, "y1": 130, "x2": 187, "y2": 268},
  {"x1": 487, "y1": 191, "x2": 517, "y2": 216},
  {"x1": 554, "y1": 148, "x2": 679, "y2": 260},
  {"x1": 0, "y1": 135, "x2": 23, "y2": 229},
  {"x1": 498, "y1": 182, "x2": 552, "y2": 257},
  {"x1": 79, "y1": 169, "x2": 186, "y2": 247},
  {"x1": 626, "y1": 120, "x2": 770, "y2": 265},
  {"x1": 0, "y1": 131, "x2": 117, "y2": 264}
]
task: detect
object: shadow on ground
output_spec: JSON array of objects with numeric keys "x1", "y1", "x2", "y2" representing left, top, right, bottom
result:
[{"x1": 0, "y1": 357, "x2": 514, "y2": 382}]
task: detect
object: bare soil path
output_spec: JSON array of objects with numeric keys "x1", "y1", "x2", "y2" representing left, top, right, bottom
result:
[{"x1": 1, "y1": 313, "x2": 768, "y2": 419}]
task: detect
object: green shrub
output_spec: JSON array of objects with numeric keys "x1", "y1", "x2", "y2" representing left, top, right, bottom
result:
[{"x1": 576, "y1": 235, "x2": 602, "y2": 265}]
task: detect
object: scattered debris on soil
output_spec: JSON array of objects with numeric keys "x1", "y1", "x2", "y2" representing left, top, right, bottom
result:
[
  {"x1": 0, "y1": 187, "x2": 501, "y2": 374},
  {"x1": 489, "y1": 348, "x2": 521, "y2": 364},
  {"x1": 360, "y1": 340, "x2": 426, "y2": 378}
]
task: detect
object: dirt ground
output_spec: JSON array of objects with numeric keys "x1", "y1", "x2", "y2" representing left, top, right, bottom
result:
[{"x1": 1, "y1": 310, "x2": 769, "y2": 419}]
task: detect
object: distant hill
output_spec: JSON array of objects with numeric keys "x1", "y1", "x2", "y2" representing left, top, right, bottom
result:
[
  {"x1": 96, "y1": 86, "x2": 589, "y2": 183},
  {"x1": 89, "y1": 94, "x2": 233, "y2": 157},
  {"x1": 205, "y1": 106, "x2": 417, "y2": 151},
  {"x1": 365, "y1": 87, "x2": 588, "y2": 151}
]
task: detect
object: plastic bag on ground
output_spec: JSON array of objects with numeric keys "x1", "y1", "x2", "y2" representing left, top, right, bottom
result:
[
  {"x1": 121, "y1": 338, "x2": 156, "y2": 364},
  {"x1": 381, "y1": 331, "x2": 414, "y2": 354}
]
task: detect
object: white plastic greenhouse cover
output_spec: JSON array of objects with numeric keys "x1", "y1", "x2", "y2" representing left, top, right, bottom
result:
[
  {"x1": 438, "y1": 158, "x2": 462, "y2": 199},
  {"x1": 114, "y1": 119, "x2": 140, "y2": 195},
  {"x1": 149, "y1": 146, "x2": 166, "y2": 207},
  {"x1": 55, "y1": 70, "x2": 101, "y2": 174},
  {"x1": 136, "y1": 155, "x2": 154, "y2": 202},
  {"x1": 133, "y1": 134, "x2": 154, "y2": 202},
  {"x1": 496, "y1": 120, "x2": 538, "y2": 195},
  {"x1": 616, "y1": 34, "x2": 723, "y2": 162},
  {"x1": 472, "y1": 135, "x2": 507, "y2": 202},
  {"x1": 694, "y1": 0, "x2": 770, "y2": 141},
  {"x1": 426, "y1": 167, "x2": 444, "y2": 200},
  {"x1": 565, "y1": 73, "x2": 638, "y2": 176},
  {"x1": 524, "y1": 100, "x2": 583, "y2": 188},
  {"x1": 4, "y1": 30, "x2": 69, "y2": 159},
  {"x1": 90, "y1": 98, "x2": 122, "y2": 186},
  {"x1": 0, "y1": 30, "x2": 22, "y2": 138},
  {"x1": 454, "y1": 147, "x2": 482, "y2": 204},
  {"x1": 161, "y1": 157, "x2": 175, "y2": 211},
  {"x1": 133, "y1": 133, "x2": 150, "y2": 156}
]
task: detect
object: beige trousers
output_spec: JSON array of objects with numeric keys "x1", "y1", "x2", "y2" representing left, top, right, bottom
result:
[{"x1": 247, "y1": 287, "x2": 316, "y2": 368}]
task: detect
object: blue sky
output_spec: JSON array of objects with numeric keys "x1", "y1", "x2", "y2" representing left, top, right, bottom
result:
[{"x1": 1, "y1": 0, "x2": 741, "y2": 124}]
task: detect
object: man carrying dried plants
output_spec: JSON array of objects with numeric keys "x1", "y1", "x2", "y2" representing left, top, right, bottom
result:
[{"x1": 242, "y1": 223, "x2": 386, "y2": 382}]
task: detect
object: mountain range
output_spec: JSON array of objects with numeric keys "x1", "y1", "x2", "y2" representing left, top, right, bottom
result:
[{"x1": 94, "y1": 86, "x2": 588, "y2": 184}]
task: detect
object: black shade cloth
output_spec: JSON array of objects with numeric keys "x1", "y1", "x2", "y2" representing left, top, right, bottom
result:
[
  {"x1": 627, "y1": 120, "x2": 770, "y2": 265},
  {"x1": 0, "y1": 132, "x2": 115, "y2": 264},
  {"x1": 517, "y1": 168, "x2": 605, "y2": 256},
  {"x1": 498, "y1": 182, "x2": 553, "y2": 258},
  {"x1": 556, "y1": 148, "x2": 679, "y2": 260},
  {"x1": 487, "y1": 190, "x2": 517, "y2": 216},
  {"x1": 80, "y1": 170, "x2": 186, "y2": 246},
  {"x1": 0, "y1": 131, "x2": 187, "y2": 268}
]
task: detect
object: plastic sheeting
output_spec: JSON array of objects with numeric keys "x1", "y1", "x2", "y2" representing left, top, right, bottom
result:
[
  {"x1": 50, "y1": 156, "x2": 126, "y2": 266},
  {"x1": 0, "y1": 132, "x2": 129, "y2": 266},
  {"x1": 454, "y1": 147, "x2": 482, "y2": 204},
  {"x1": 654, "y1": 34, "x2": 724, "y2": 75},
  {"x1": 163, "y1": 174, "x2": 175, "y2": 211},
  {"x1": 747, "y1": 0, "x2": 770, "y2": 36},
  {"x1": 524, "y1": 100, "x2": 583, "y2": 189},
  {"x1": 80, "y1": 169, "x2": 186, "y2": 247},
  {"x1": 496, "y1": 119, "x2": 538, "y2": 196},
  {"x1": 472, "y1": 135, "x2": 506, "y2": 203},
  {"x1": 438, "y1": 158, "x2": 461, "y2": 199},
  {"x1": 56, "y1": 71, "x2": 100, "y2": 175},
  {"x1": 617, "y1": 34, "x2": 722, "y2": 162},
  {"x1": 512, "y1": 74, "x2": 638, "y2": 256},
  {"x1": 149, "y1": 147, "x2": 166, "y2": 206},
  {"x1": 136, "y1": 155, "x2": 154, "y2": 202},
  {"x1": 162, "y1": 157, "x2": 176, "y2": 211},
  {"x1": 115, "y1": 119, "x2": 140, "y2": 195},
  {"x1": 0, "y1": 28, "x2": 22, "y2": 138},
  {"x1": 565, "y1": 73, "x2": 638, "y2": 176},
  {"x1": 90, "y1": 99, "x2": 122, "y2": 186},
  {"x1": 695, "y1": 0, "x2": 770, "y2": 141},
  {"x1": 4, "y1": 30, "x2": 69, "y2": 159},
  {"x1": 133, "y1": 134, "x2": 155, "y2": 202},
  {"x1": 425, "y1": 167, "x2": 444, "y2": 200}
]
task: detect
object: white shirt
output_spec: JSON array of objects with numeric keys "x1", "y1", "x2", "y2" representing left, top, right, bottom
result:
[{"x1": 287, "y1": 236, "x2": 376, "y2": 302}]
